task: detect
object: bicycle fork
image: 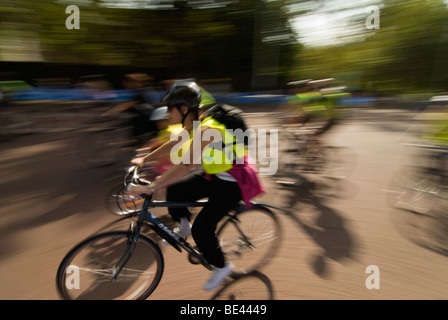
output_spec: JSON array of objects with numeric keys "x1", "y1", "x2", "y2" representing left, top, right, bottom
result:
[
  {"x1": 111, "y1": 220, "x2": 141, "y2": 281},
  {"x1": 111, "y1": 195, "x2": 158, "y2": 280},
  {"x1": 111, "y1": 203, "x2": 153, "y2": 280}
]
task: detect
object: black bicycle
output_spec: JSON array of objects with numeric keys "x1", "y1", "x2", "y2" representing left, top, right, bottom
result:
[
  {"x1": 56, "y1": 166, "x2": 281, "y2": 300},
  {"x1": 386, "y1": 143, "x2": 448, "y2": 214},
  {"x1": 276, "y1": 126, "x2": 355, "y2": 179},
  {"x1": 386, "y1": 143, "x2": 448, "y2": 256}
]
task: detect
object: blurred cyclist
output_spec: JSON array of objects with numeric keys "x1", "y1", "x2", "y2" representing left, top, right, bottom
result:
[
  {"x1": 315, "y1": 82, "x2": 350, "y2": 136},
  {"x1": 281, "y1": 78, "x2": 349, "y2": 137},
  {"x1": 137, "y1": 106, "x2": 182, "y2": 152},
  {"x1": 128, "y1": 80, "x2": 264, "y2": 291},
  {"x1": 102, "y1": 73, "x2": 159, "y2": 144},
  {"x1": 135, "y1": 106, "x2": 183, "y2": 178},
  {"x1": 422, "y1": 95, "x2": 448, "y2": 146},
  {"x1": 419, "y1": 95, "x2": 448, "y2": 174}
]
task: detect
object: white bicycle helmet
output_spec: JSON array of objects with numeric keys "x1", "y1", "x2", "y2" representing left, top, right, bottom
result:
[{"x1": 150, "y1": 106, "x2": 170, "y2": 121}]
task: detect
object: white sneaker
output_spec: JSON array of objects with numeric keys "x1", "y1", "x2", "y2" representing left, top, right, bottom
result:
[
  {"x1": 161, "y1": 223, "x2": 191, "y2": 247},
  {"x1": 203, "y1": 262, "x2": 234, "y2": 291},
  {"x1": 174, "y1": 225, "x2": 191, "y2": 239},
  {"x1": 178, "y1": 218, "x2": 192, "y2": 239}
]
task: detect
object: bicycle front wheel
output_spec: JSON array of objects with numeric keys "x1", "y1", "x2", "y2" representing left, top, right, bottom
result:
[
  {"x1": 217, "y1": 204, "x2": 281, "y2": 274},
  {"x1": 56, "y1": 231, "x2": 164, "y2": 300}
]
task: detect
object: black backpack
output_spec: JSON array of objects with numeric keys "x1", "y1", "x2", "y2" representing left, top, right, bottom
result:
[
  {"x1": 202, "y1": 104, "x2": 248, "y2": 132},
  {"x1": 201, "y1": 103, "x2": 250, "y2": 149}
]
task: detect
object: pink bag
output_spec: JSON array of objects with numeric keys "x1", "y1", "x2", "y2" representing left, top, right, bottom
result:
[{"x1": 207, "y1": 154, "x2": 265, "y2": 208}]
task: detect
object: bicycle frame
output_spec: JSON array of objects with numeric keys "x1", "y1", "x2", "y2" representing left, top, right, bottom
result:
[
  {"x1": 112, "y1": 166, "x2": 282, "y2": 280},
  {"x1": 113, "y1": 195, "x2": 212, "y2": 278}
]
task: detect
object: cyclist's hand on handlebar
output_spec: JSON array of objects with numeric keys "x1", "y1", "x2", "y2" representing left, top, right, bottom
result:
[
  {"x1": 126, "y1": 184, "x2": 153, "y2": 198},
  {"x1": 131, "y1": 157, "x2": 146, "y2": 168},
  {"x1": 131, "y1": 157, "x2": 157, "y2": 168}
]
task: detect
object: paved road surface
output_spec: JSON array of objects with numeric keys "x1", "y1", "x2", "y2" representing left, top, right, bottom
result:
[{"x1": 0, "y1": 106, "x2": 447, "y2": 300}]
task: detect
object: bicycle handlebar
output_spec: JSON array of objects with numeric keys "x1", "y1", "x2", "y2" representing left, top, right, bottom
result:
[{"x1": 126, "y1": 165, "x2": 152, "y2": 187}]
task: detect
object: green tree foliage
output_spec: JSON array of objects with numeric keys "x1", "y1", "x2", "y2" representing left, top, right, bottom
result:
[
  {"x1": 2, "y1": 1, "x2": 447, "y2": 93},
  {"x1": 292, "y1": 0, "x2": 448, "y2": 94},
  {"x1": 0, "y1": 0, "x2": 298, "y2": 90}
]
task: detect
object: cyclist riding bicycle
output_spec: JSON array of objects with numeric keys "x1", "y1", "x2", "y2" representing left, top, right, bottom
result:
[
  {"x1": 101, "y1": 73, "x2": 159, "y2": 142},
  {"x1": 128, "y1": 80, "x2": 265, "y2": 291},
  {"x1": 283, "y1": 79, "x2": 347, "y2": 134},
  {"x1": 137, "y1": 106, "x2": 183, "y2": 153},
  {"x1": 134, "y1": 106, "x2": 183, "y2": 184},
  {"x1": 418, "y1": 95, "x2": 448, "y2": 174}
]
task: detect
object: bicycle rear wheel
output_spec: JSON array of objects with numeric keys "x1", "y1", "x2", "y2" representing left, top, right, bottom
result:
[
  {"x1": 386, "y1": 167, "x2": 441, "y2": 214},
  {"x1": 216, "y1": 204, "x2": 281, "y2": 274},
  {"x1": 56, "y1": 231, "x2": 164, "y2": 300}
]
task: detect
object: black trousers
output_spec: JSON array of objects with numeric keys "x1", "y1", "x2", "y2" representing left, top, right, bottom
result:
[{"x1": 166, "y1": 173, "x2": 242, "y2": 268}]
